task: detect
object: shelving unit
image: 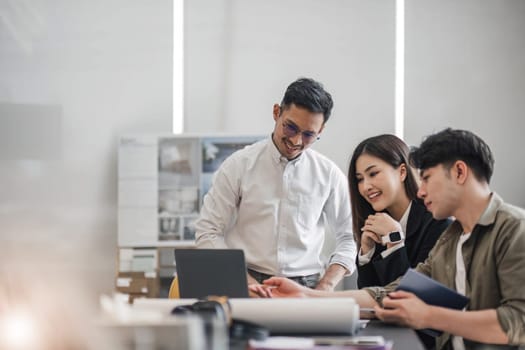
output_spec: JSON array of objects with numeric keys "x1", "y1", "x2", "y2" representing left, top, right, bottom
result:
[{"x1": 117, "y1": 134, "x2": 264, "y2": 297}]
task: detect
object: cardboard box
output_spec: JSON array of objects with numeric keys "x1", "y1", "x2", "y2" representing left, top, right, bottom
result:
[
  {"x1": 116, "y1": 272, "x2": 148, "y2": 294},
  {"x1": 116, "y1": 272, "x2": 160, "y2": 298}
]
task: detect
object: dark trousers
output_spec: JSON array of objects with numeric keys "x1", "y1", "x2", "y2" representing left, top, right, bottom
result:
[{"x1": 248, "y1": 268, "x2": 320, "y2": 289}]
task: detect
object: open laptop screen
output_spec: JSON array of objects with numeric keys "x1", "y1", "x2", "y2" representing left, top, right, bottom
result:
[{"x1": 174, "y1": 248, "x2": 249, "y2": 298}]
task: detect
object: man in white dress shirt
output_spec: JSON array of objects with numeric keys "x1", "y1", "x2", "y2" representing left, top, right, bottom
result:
[{"x1": 195, "y1": 78, "x2": 356, "y2": 291}]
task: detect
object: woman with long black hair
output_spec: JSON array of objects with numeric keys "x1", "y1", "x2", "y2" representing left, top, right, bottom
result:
[{"x1": 348, "y1": 134, "x2": 451, "y2": 289}]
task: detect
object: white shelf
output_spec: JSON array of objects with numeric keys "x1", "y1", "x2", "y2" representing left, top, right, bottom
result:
[{"x1": 117, "y1": 134, "x2": 264, "y2": 279}]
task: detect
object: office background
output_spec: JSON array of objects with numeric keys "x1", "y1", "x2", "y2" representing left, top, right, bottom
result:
[{"x1": 1, "y1": 0, "x2": 524, "y2": 296}]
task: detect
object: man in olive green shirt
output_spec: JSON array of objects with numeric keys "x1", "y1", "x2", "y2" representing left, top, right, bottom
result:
[{"x1": 251, "y1": 129, "x2": 525, "y2": 349}]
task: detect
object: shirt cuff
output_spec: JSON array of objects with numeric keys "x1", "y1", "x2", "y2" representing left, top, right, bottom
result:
[
  {"x1": 358, "y1": 246, "x2": 375, "y2": 266},
  {"x1": 380, "y1": 242, "x2": 405, "y2": 258},
  {"x1": 195, "y1": 233, "x2": 228, "y2": 249}
]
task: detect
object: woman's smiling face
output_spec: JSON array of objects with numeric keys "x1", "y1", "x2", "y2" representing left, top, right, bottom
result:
[{"x1": 355, "y1": 153, "x2": 406, "y2": 213}]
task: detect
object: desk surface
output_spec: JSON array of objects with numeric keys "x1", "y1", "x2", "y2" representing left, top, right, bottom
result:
[
  {"x1": 230, "y1": 320, "x2": 425, "y2": 350},
  {"x1": 360, "y1": 320, "x2": 425, "y2": 350},
  {"x1": 130, "y1": 298, "x2": 425, "y2": 349}
]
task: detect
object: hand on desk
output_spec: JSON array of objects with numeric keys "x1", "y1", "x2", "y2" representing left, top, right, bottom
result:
[
  {"x1": 249, "y1": 283, "x2": 273, "y2": 298},
  {"x1": 247, "y1": 273, "x2": 267, "y2": 298},
  {"x1": 248, "y1": 277, "x2": 308, "y2": 298},
  {"x1": 374, "y1": 290, "x2": 431, "y2": 329}
]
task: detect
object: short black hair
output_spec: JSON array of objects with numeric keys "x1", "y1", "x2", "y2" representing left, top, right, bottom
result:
[
  {"x1": 409, "y1": 128, "x2": 495, "y2": 183},
  {"x1": 280, "y1": 78, "x2": 333, "y2": 123}
]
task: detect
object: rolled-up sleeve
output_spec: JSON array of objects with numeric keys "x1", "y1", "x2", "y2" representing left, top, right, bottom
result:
[
  {"x1": 363, "y1": 245, "x2": 435, "y2": 306},
  {"x1": 363, "y1": 278, "x2": 400, "y2": 307}
]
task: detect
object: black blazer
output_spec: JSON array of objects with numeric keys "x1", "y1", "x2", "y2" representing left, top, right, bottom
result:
[{"x1": 357, "y1": 200, "x2": 451, "y2": 288}]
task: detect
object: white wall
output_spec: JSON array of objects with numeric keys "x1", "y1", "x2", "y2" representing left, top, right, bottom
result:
[
  {"x1": 185, "y1": 0, "x2": 396, "y2": 172},
  {"x1": 0, "y1": 0, "x2": 173, "y2": 296},
  {"x1": 404, "y1": 0, "x2": 525, "y2": 206},
  {"x1": 186, "y1": 0, "x2": 525, "y2": 207}
]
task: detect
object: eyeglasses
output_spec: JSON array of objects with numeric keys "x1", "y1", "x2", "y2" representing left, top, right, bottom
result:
[{"x1": 282, "y1": 120, "x2": 320, "y2": 144}]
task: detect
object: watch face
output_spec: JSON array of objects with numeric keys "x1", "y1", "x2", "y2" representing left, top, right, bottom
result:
[{"x1": 389, "y1": 231, "x2": 402, "y2": 242}]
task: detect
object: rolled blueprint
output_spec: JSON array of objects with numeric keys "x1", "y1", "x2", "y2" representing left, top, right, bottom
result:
[
  {"x1": 133, "y1": 297, "x2": 359, "y2": 335},
  {"x1": 229, "y1": 298, "x2": 359, "y2": 334}
]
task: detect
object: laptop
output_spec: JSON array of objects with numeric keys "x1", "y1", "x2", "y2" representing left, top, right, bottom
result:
[{"x1": 174, "y1": 248, "x2": 249, "y2": 298}]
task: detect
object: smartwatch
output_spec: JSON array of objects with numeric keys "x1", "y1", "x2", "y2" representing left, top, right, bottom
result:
[{"x1": 381, "y1": 231, "x2": 405, "y2": 244}]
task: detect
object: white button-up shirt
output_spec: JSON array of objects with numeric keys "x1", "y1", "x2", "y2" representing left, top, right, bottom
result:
[{"x1": 195, "y1": 138, "x2": 356, "y2": 277}]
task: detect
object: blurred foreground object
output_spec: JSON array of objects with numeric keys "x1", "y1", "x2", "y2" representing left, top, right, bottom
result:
[
  {"x1": 0, "y1": 257, "x2": 210, "y2": 349},
  {"x1": 0, "y1": 267, "x2": 119, "y2": 350},
  {"x1": 99, "y1": 294, "x2": 214, "y2": 350}
]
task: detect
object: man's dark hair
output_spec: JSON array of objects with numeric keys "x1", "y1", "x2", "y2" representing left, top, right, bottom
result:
[
  {"x1": 409, "y1": 128, "x2": 495, "y2": 183},
  {"x1": 280, "y1": 78, "x2": 334, "y2": 123}
]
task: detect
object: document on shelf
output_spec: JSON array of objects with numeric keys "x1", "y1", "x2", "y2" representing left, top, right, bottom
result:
[{"x1": 395, "y1": 268, "x2": 469, "y2": 336}]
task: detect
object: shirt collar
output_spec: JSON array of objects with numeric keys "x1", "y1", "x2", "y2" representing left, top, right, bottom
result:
[
  {"x1": 399, "y1": 201, "x2": 412, "y2": 234},
  {"x1": 443, "y1": 192, "x2": 502, "y2": 242},
  {"x1": 477, "y1": 192, "x2": 503, "y2": 226},
  {"x1": 268, "y1": 135, "x2": 305, "y2": 166}
]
